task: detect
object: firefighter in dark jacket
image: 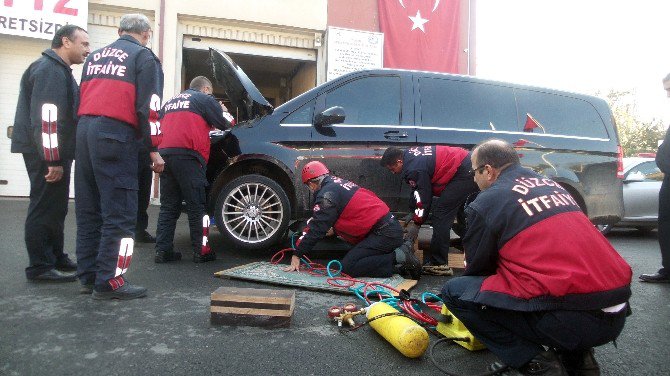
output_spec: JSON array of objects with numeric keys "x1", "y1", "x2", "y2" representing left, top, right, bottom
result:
[
  {"x1": 11, "y1": 25, "x2": 90, "y2": 282},
  {"x1": 75, "y1": 14, "x2": 164, "y2": 300},
  {"x1": 639, "y1": 72, "x2": 670, "y2": 283},
  {"x1": 154, "y1": 76, "x2": 232, "y2": 263},
  {"x1": 284, "y1": 161, "x2": 422, "y2": 279},
  {"x1": 441, "y1": 140, "x2": 632, "y2": 376},
  {"x1": 381, "y1": 146, "x2": 479, "y2": 275}
]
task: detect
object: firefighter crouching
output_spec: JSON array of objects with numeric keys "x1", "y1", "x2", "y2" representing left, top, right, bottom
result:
[
  {"x1": 283, "y1": 161, "x2": 422, "y2": 280},
  {"x1": 382, "y1": 145, "x2": 479, "y2": 275}
]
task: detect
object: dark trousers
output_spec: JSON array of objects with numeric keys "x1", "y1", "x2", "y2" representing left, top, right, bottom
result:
[
  {"x1": 341, "y1": 217, "x2": 404, "y2": 278},
  {"x1": 442, "y1": 276, "x2": 627, "y2": 368},
  {"x1": 22, "y1": 153, "x2": 72, "y2": 279},
  {"x1": 427, "y1": 157, "x2": 479, "y2": 265},
  {"x1": 136, "y1": 147, "x2": 152, "y2": 234},
  {"x1": 658, "y1": 175, "x2": 670, "y2": 275},
  {"x1": 156, "y1": 154, "x2": 207, "y2": 255},
  {"x1": 75, "y1": 116, "x2": 139, "y2": 288}
]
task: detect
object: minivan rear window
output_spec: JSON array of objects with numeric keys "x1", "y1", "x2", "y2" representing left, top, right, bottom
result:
[
  {"x1": 418, "y1": 78, "x2": 517, "y2": 132},
  {"x1": 324, "y1": 76, "x2": 401, "y2": 125},
  {"x1": 515, "y1": 89, "x2": 608, "y2": 139}
]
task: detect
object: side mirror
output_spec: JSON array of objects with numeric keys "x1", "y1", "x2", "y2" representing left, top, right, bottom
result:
[
  {"x1": 624, "y1": 171, "x2": 645, "y2": 183},
  {"x1": 314, "y1": 106, "x2": 345, "y2": 128}
]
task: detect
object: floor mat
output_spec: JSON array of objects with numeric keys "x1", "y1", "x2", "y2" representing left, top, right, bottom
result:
[{"x1": 214, "y1": 262, "x2": 417, "y2": 295}]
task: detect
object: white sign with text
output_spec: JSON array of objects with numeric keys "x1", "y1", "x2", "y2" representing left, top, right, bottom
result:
[
  {"x1": 1, "y1": 0, "x2": 88, "y2": 40},
  {"x1": 326, "y1": 26, "x2": 383, "y2": 82}
]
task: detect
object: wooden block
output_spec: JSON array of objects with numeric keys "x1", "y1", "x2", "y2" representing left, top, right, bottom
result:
[
  {"x1": 210, "y1": 287, "x2": 295, "y2": 328},
  {"x1": 448, "y1": 251, "x2": 466, "y2": 269}
]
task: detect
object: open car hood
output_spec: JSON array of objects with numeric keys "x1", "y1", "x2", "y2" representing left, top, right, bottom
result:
[{"x1": 209, "y1": 48, "x2": 273, "y2": 122}]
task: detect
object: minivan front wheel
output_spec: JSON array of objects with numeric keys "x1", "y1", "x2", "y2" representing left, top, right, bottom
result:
[{"x1": 214, "y1": 174, "x2": 290, "y2": 250}]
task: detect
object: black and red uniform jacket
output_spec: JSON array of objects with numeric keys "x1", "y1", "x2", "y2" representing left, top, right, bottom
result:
[
  {"x1": 11, "y1": 49, "x2": 78, "y2": 166},
  {"x1": 158, "y1": 89, "x2": 231, "y2": 164},
  {"x1": 78, "y1": 35, "x2": 163, "y2": 151},
  {"x1": 294, "y1": 175, "x2": 390, "y2": 258},
  {"x1": 401, "y1": 145, "x2": 469, "y2": 224},
  {"x1": 460, "y1": 164, "x2": 632, "y2": 312}
]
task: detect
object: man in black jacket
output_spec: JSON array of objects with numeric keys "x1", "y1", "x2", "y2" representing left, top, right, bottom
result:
[
  {"x1": 76, "y1": 14, "x2": 164, "y2": 299},
  {"x1": 11, "y1": 25, "x2": 90, "y2": 282},
  {"x1": 640, "y1": 72, "x2": 670, "y2": 283}
]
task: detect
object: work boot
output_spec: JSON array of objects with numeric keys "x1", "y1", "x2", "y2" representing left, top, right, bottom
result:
[
  {"x1": 488, "y1": 361, "x2": 517, "y2": 375},
  {"x1": 489, "y1": 351, "x2": 568, "y2": 376},
  {"x1": 193, "y1": 252, "x2": 216, "y2": 263},
  {"x1": 518, "y1": 350, "x2": 568, "y2": 375},
  {"x1": 92, "y1": 283, "x2": 148, "y2": 300},
  {"x1": 135, "y1": 230, "x2": 156, "y2": 243},
  {"x1": 154, "y1": 251, "x2": 183, "y2": 263},
  {"x1": 79, "y1": 282, "x2": 94, "y2": 295},
  {"x1": 639, "y1": 272, "x2": 670, "y2": 283},
  {"x1": 559, "y1": 348, "x2": 600, "y2": 376},
  {"x1": 55, "y1": 255, "x2": 78, "y2": 272},
  {"x1": 28, "y1": 269, "x2": 77, "y2": 283},
  {"x1": 393, "y1": 240, "x2": 422, "y2": 280}
]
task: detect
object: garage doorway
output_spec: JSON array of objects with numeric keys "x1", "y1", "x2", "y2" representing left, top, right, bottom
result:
[{"x1": 182, "y1": 48, "x2": 317, "y2": 110}]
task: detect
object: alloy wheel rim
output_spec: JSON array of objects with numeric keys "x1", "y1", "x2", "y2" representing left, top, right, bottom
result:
[{"x1": 222, "y1": 182, "x2": 284, "y2": 243}]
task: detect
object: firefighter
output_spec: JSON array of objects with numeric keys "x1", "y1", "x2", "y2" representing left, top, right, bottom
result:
[
  {"x1": 381, "y1": 146, "x2": 479, "y2": 275},
  {"x1": 11, "y1": 25, "x2": 90, "y2": 282},
  {"x1": 75, "y1": 14, "x2": 164, "y2": 300},
  {"x1": 154, "y1": 76, "x2": 232, "y2": 263},
  {"x1": 441, "y1": 139, "x2": 632, "y2": 375},
  {"x1": 283, "y1": 161, "x2": 422, "y2": 279}
]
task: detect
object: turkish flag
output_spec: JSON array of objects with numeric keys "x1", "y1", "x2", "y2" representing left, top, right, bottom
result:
[
  {"x1": 378, "y1": 0, "x2": 461, "y2": 73},
  {"x1": 524, "y1": 113, "x2": 545, "y2": 133}
]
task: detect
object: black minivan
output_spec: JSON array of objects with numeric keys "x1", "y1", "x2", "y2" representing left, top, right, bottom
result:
[{"x1": 206, "y1": 49, "x2": 624, "y2": 250}]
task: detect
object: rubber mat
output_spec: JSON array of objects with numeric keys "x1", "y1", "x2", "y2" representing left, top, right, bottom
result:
[{"x1": 214, "y1": 262, "x2": 417, "y2": 295}]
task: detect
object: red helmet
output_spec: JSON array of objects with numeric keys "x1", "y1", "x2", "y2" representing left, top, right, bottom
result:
[{"x1": 302, "y1": 161, "x2": 329, "y2": 183}]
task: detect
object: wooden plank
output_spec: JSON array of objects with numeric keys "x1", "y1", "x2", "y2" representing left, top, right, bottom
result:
[
  {"x1": 448, "y1": 252, "x2": 465, "y2": 269},
  {"x1": 394, "y1": 278, "x2": 419, "y2": 293},
  {"x1": 211, "y1": 306, "x2": 293, "y2": 318},
  {"x1": 210, "y1": 287, "x2": 295, "y2": 328},
  {"x1": 211, "y1": 287, "x2": 294, "y2": 304},
  {"x1": 210, "y1": 312, "x2": 291, "y2": 328}
]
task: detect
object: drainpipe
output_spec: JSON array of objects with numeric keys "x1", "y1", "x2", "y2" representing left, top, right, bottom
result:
[{"x1": 159, "y1": 0, "x2": 165, "y2": 62}]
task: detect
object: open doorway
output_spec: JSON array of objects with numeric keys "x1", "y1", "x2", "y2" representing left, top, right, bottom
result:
[{"x1": 182, "y1": 48, "x2": 317, "y2": 109}]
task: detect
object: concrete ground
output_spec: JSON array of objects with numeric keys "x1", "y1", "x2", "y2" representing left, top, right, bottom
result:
[{"x1": 0, "y1": 198, "x2": 669, "y2": 375}]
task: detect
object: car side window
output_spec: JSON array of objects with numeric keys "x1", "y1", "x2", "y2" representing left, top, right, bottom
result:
[
  {"x1": 281, "y1": 100, "x2": 315, "y2": 124},
  {"x1": 324, "y1": 76, "x2": 400, "y2": 125},
  {"x1": 515, "y1": 89, "x2": 608, "y2": 138},
  {"x1": 627, "y1": 161, "x2": 663, "y2": 182},
  {"x1": 418, "y1": 78, "x2": 517, "y2": 131}
]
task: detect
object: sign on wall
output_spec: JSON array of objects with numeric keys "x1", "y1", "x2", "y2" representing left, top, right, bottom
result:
[
  {"x1": 326, "y1": 26, "x2": 383, "y2": 82},
  {"x1": 1, "y1": 0, "x2": 88, "y2": 40}
]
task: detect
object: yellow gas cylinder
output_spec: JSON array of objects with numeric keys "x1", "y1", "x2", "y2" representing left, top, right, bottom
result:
[{"x1": 366, "y1": 302, "x2": 429, "y2": 358}]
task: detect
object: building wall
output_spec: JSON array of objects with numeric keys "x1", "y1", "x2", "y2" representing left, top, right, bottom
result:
[
  {"x1": 1, "y1": 0, "x2": 326, "y2": 197},
  {"x1": 327, "y1": 0, "x2": 379, "y2": 31},
  {"x1": 326, "y1": 0, "x2": 476, "y2": 75}
]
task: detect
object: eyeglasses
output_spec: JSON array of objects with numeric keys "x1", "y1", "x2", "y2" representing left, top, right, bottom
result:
[{"x1": 469, "y1": 165, "x2": 487, "y2": 175}]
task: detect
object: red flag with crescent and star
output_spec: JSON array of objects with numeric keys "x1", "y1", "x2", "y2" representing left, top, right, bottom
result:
[{"x1": 378, "y1": 0, "x2": 461, "y2": 73}]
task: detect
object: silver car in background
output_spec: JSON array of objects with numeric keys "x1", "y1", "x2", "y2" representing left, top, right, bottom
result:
[{"x1": 601, "y1": 157, "x2": 662, "y2": 234}]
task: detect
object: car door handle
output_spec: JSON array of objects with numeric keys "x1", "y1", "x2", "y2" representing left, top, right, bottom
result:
[{"x1": 384, "y1": 131, "x2": 408, "y2": 139}]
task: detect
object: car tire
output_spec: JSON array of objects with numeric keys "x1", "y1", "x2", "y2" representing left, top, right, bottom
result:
[
  {"x1": 596, "y1": 224, "x2": 612, "y2": 235},
  {"x1": 214, "y1": 174, "x2": 290, "y2": 250}
]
